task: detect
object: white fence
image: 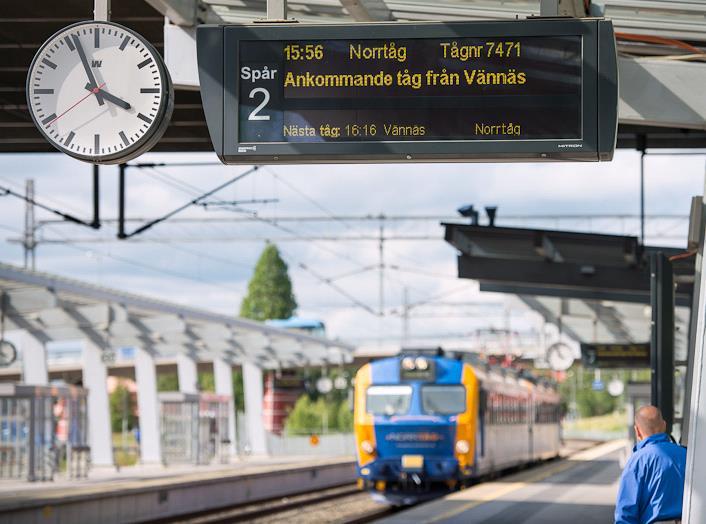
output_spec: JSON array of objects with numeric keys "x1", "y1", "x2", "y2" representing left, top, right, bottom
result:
[{"x1": 266, "y1": 432, "x2": 356, "y2": 457}]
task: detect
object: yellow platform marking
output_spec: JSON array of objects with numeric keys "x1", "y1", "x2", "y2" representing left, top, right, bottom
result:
[{"x1": 424, "y1": 439, "x2": 627, "y2": 524}]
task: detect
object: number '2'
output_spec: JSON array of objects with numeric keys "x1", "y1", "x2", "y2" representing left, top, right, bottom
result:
[{"x1": 248, "y1": 88, "x2": 270, "y2": 121}]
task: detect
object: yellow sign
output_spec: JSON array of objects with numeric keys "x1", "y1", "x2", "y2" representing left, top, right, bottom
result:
[
  {"x1": 401, "y1": 455, "x2": 424, "y2": 470},
  {"x1": 310, "y1": 434, "x2": 320, "y2": 446}
]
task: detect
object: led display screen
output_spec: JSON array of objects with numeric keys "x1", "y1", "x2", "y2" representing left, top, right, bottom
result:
[
  {"x1": 196, "y1": 20, "x2": 618, "y2": 163},
  {"x1": 237, "y1": 36, "x2": 582, "y2": 143}
]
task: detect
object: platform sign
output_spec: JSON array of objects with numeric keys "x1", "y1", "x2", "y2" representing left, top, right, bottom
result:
[
  {"x1": 581, "y1": 343, "x2": 651, "y2": 369},
  {"x1": 197, "y1": 19, "x2": 618, "y2": 164}
]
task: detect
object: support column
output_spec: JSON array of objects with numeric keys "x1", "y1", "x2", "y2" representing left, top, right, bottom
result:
[
  {"x1": 242, "y1": 361, "x2": 267, "y2": 455},
  {"x1": 6, "y1": 330, "x2": 48, "y2": 385},
  {"x1": 683, "y1": 185, "x2": 706, "y2": 524},
  {"x1": 82, "y1": 340, "x2": 113, "y2": 467},
  {"x1": 213, "y1": 358, "x2": 237, "y2": 457},
  {"x1": 177, "y1": 353, "x2": 198, "y2": 393},
  {"x1": 650, "y1": 253, "x2": 675, "y2": 432},
  {"x1": 134, "y1": 347, "x2": 161, "y2": 463}
]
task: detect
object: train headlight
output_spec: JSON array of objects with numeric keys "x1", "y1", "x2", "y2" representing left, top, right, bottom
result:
[
  {"x1": 455, "y1": 440, "x2": 470, "y2": 454},
  {"x1": 361, "y1": 440, "x2": 375, "y2": 455},
  {"x1": 415, "y1": 357, "x2": 429, "y2": 370},
  {"x1": 401, "y1": 357, "x2": 416, "y2": 370}
]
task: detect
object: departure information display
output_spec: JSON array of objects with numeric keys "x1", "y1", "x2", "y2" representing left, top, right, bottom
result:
[
  {"x1": 237, "y1": 36, "x2": 582, "y2": 143},
  {"x1": 197, "y1": 20, "x2": 618, "y2": 163}
]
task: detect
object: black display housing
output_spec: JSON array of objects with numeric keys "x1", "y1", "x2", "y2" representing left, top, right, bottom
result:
[{"x1": 197, "y1": 19, "x2": 618, "y2": 164}]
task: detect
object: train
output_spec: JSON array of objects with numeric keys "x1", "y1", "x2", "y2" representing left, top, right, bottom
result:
[{"x1": 353, "y1": 348, "x2": 562, "y2": 505}]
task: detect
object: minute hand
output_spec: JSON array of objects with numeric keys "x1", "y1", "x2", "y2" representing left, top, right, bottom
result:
[
  {"x1": 86, "y1": 84, "x2": 131, "y2": 110},
  {"x1": 72, "y1": 34, "x2": 104, "y2": 105}
]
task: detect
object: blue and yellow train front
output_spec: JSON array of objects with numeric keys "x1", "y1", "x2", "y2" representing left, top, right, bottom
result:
[{"x1": 354, "y1": 354, "x2": 478, "y2": 505}]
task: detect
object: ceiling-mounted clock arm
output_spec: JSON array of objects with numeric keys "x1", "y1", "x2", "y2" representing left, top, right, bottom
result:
[
  {"x1": 84, "y1": 84, "x2": 131, "y2": 110},
  {"x1": 72, "y1": 34, "x2": 104, "y2": 106}
]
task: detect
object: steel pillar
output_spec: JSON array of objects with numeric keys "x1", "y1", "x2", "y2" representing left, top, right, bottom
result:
[
  {"x1": 6, "y1": 330, "x2": 48, "y2": 385},
  {"x1": 683, "y1": 195, "x2": 706, "y2": 445},
  {"x1": 650, "y1": 252, "x2": 675, "y2": 432},
  {"x1": 82, "y1": 340, "x2": 114, "y2": 466},
  {"x1": 176, "y1": 353, "x2": 198, "y2": 394},
  {"x1": 135, "y1": 347, "x2": 161, "y2": 463},
  {"x1": 242, "y1": 361, "x2": 267, "y2": 455},
  {"x1": 683, "y1": 180, "x2": 706, "y2": 524},
  {"x1": 213, "y1": 358, "x2": 237, "y2": 457},
  {"x1": 267, "y1": 0, "x2": 287, "y2": 20},
  {"x1": 94, "y1": 0, "x2": 111, "y2": 21}
]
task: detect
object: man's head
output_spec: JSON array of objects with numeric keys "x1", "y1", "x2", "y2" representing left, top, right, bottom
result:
[{"x1": 634, "y1": 405, "x2": 667, "y2": 441}]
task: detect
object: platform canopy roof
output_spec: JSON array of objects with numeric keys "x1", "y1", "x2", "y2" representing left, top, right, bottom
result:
[
  {"x1": 444, "y1": 222, "x2": 693, "y2": 357},
  {"x1": 0, "y1": 262, "x2": 354, "y2": 369},
  {"x1": 2, "y1": 0, "x2": 706, "y2": 153}
]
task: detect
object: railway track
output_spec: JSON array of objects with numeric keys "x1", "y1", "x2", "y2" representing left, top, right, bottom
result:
[
  {"x1": 154, "y1": 483, "x2": 394, "y2": 524},
  {"x1": 153, "y1": 440, "x2": 599, "y2": 524}
]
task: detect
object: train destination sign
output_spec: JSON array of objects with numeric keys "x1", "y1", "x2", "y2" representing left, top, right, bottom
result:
[
  {"x1": 197, "y1": 19, "x2": 618, "y2": 164},
  {"x1": 581, "y1": 343, "x2": 651, "y2": 369}
]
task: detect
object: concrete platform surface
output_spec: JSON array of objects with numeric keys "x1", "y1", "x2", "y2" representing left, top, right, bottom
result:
[
  {"x1": 378, "y1": 439, "x2": 627, "y2": 524},
  {"x1": 0, "y1": 456, "x2": 356, "y2": 524},
  {"x1": 0, "y1": 454, "x2": 351, "y2": 502}
]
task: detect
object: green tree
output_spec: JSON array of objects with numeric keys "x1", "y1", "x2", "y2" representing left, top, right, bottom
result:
[
  {"x1": 157, "y1": 372, "x2": 178, "y2": 392},
  {"x1": 336, "y1": 398, "x2": 353, "y2": 432},
  {"x1": 109, "y1": 384, "x2": 137, "y2": 432},
  {"x1": 240, "y1": 244, "x2": 297, "y2": 321},
  {"x1": 198, "y1": 371, "x2": 215, "y2": 392},
  {"x1": 232, "y1": 369, "x2": 244, "y2": 412},
  {"x1": 285, "y1": 395, "x2": 353, "y2": 435},
  {"x1": 559, "y1": 365, "x2": 624, "y2": 418},
  {"x1": 285, "y1": 395, "x2": 321, "y2": 435}
]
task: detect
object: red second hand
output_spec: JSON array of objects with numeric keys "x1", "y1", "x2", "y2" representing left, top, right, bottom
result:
[{"x1": 47, "y1": 82, "x2": 106, "y2": 127}]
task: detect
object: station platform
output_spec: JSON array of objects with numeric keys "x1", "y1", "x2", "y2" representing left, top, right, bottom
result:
[
  {"x1": 0, "y1": 455, "x2": 356, "y2": 524},
  {"x1": 379, "y1": 439, "x2": 627, "y2": 524}
]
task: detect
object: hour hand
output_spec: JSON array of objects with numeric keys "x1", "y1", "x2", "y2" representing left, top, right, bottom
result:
[
  {"x1": 85, "y1": 84, "x2": 131, "y2": 110},
  {"x1": 72, "y1": 35, "x2": 104, "y2": 106}
]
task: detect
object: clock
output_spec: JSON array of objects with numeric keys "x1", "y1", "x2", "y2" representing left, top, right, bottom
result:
[
  {"x1": 546, "y1": 342, "x2": 575, "y2": 371},
  {"x1": 0, "y1": 340, "x2": 17, "y2": 367},
  {"x1": 26, "y1": 21, "x2": 174, "y2": 164}
]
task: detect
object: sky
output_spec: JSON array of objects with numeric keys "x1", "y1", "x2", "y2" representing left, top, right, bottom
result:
[{"x1": 0, "y1": 150, "x2": 704, "y2": 354}]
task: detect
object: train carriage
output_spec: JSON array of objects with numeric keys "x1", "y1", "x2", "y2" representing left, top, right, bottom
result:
[{"x1": 354, "y1": 349, "x2": 561, "y2": 505}]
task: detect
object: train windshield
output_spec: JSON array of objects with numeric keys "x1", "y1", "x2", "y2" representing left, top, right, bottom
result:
[
  {"x1": 366, "y1": 385, "x2": 412, "y2": 416},
  {"x1": 422, "y1": 385, "x2": 466, "y2": 415}
]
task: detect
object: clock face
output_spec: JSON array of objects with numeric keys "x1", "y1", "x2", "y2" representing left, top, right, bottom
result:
[
  {"x1": 547, "y1": 342, "x2": 574, "y2": 371},
  {"x1": 27, "y1": 21, "x2": 173, "y2": 164}
]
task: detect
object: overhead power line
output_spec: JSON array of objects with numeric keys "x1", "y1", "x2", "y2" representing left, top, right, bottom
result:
[
  {"x1": 0, "y1": 184, "x2": 97, "y2": 229},
  {"x1": 44, "y1": 227, "x2": 245, "y2": 296},
  {"x1": 119, "y1": 166, "x2": 260, "y2": 239}
]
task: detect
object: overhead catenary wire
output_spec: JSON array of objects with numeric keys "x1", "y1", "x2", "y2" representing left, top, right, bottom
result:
[
  {"x1": 120, "y1": 166, "x2": 260, "y2": 239},
  {"x1": 0, "y1": 175, "x2": 88, "y2": 217},
  {"x1": 44, "y1": 225, "x2": 246, "y2": 296},
  {"x1": 276, "y1": 245, "x2": 379, "y2": 316},
  {"x1": 0, "y1": 184, "x2": 96, "y2": 229}
]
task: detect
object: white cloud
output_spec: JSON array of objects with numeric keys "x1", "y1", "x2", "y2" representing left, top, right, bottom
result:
[{"x1": 1, "y1": 149, "x2": 703, "y2": 350}]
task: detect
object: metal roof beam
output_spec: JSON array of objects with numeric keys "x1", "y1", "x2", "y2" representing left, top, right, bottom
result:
[
  {"x1": 518, "y1": 295, "x2": 582, "y2": 343},
  {"x1": 534, "y1": 233, "x2": 564, "y2": 263},
  {"x1": 339, "y1": 0, "x2": 394, "y2": 21},
  {"x1": 0, "y1": 263, "x2": 354, "y2": 355},
  {"x1": 620, "y1": 57, "x2": 706, "y2": 131},
  {"x1": 144, "y1": 0, "x2": 201, "y2": 26},
  {"x1": 582, "y1": 300, "x2": 635, "y2": 342},
  {"x1": 4, "y1": 288, "x2": 57, "y2": 314}
]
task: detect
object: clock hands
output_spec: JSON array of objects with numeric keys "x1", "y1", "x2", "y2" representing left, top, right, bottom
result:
[
  {"x1": 84, "y1": 83, "x2": 131, "y2": 110},
  {"x1": 72, "y1": 34, "x2": 104, "y2": 106},
  {"x1": 72, "y1": 33, "x2": 131, "y2": 111},
  {"x1": 47, "y1": 83, "x2": 106, "y2": 126}
]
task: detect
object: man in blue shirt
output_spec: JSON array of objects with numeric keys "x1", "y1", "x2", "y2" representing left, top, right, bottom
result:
[{"x1": 615, "y1": 405, "x2": 687, "y2": 524}]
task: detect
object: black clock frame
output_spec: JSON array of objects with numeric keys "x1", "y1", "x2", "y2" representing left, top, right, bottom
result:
[{"x1": 26, "y1": 20, "x2": 174, "y2": 165}]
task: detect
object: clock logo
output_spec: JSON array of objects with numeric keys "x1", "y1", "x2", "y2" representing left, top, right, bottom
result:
[{"x1": 26, "y1": 21, "x2": 174, "y2": 164}]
